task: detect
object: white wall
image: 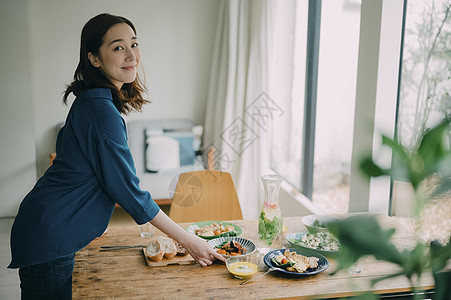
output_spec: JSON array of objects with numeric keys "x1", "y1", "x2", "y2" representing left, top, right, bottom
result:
[
  {"x1": 0, "y1": 0, "x2": 37, "y2": 218},
  {"x1": 0, "y1": 0, "x2": 220, "y2": 217}
]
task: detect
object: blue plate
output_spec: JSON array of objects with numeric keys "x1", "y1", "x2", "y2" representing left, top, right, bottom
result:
[
  {"x1": 208, "y1": 237, "x2": 256, "y2": 258},
  {"x1": 263, "y1": 248, "x2": 329, "y2": 275}
]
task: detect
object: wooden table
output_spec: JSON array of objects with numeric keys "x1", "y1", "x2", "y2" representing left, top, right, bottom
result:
[{"x1": 72, "y1": 215, "x2": 436, "y2": 299}]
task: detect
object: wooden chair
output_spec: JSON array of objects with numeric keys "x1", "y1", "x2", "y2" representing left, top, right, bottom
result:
[{"x1": 168, "y1": 170, "x2": 243, "y2": 223}]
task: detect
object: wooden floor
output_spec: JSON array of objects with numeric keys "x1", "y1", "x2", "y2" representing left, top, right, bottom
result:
[{"x1": 0, "y1": 206, "x2": 169, "y2": 299}]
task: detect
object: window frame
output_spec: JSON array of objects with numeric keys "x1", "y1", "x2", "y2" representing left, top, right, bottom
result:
[
  {"x1": 275, "y1": 0, "x2": 406, "y2": 215},
  {"x1": 301, "y1": 0, "x2": 322, "y2": 200},
  {"x1": 349, "y1": 0, "x2": 404, "y2": 213}
]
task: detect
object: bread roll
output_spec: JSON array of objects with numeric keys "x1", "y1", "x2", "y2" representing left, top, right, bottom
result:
[
  {"x1": 158, "y1": 236, "x2": 177, "y2": 259},
  {"x1": 174, "y1": 240, "x2": 189, "y2": 256},
  {"x1": 146, "y1": 240, "x2": 164, "y2": 262}
]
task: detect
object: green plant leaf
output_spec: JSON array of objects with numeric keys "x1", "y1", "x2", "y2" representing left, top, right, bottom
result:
[
  {"x1": 418, "y1": 120, "x2": 451, "y2": 178},
  {"x1": 382, "y1": 136, "x2": 411, "y2": 167},
  {"x1": 328, "y1": 216, "x2": 434, "y2": 286},
  {"x1": 433, "y1": 270, "x2": 451, "y2": 300},
  {"x1": 359, "y1": 157, "x2": 389, "y2": 177},
  {"x1": 328, "y1": 215, "x2": 405, "y2": 274},
  {"x1": 418, "y1": 120, "x2": 450, "y2": 160},
  {"x1": 361, "y1": 120, "x2": 451, "y2": 188},
  {"x1": 359, "y1": 136, "x2": 415, "y2": 182},
  {"x1": 429, "y1": 237, "x2": 451, "y2": 273},
  {"x1": 401, "y1": 243, "x2": 428, "y2": 278},
  {"x1": 354, "y1": 120, "x2": 451, "y2": 292},
  {"x1": 382, "y1": 135, "x2": 413, "y2": 181}
]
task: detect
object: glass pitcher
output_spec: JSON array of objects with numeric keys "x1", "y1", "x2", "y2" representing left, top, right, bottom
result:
[{"x1": 257, "y1": 174, "x2": 283, "y2": 253}]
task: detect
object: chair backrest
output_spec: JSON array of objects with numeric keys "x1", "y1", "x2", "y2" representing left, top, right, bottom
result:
[{"x1": 168, "y1": 170, "x2": 243, "y2": 223}]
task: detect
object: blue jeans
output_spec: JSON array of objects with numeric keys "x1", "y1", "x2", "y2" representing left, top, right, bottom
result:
[{"x1": 19, "y1": 253, "x2": 75, "y2": 300}]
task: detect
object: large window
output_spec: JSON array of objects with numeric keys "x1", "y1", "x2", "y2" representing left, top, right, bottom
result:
[
  {"x1": 270, "y1": 0, "x2": 427, "y2": 215},
  {"x1": 312, "y1": 0, "x2": 361, "y2": 214},
  {"x1": 391, "y1": 0, "x2": 450, "y2": 216},
  {"x1": 397, "y1": 0, "x2": 450, "y2": 150},
  {"x1": 269, "y1": 0, "x2": 361, "y2": 214}
]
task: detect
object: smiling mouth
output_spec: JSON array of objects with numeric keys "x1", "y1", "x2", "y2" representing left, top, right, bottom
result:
[{"x1": 122, "y1": 66, "x2": 136, "y2": 71}]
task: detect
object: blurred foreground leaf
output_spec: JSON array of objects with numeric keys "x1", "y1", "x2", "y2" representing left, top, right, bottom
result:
[
  {"x1": 328, "y1": 215, "x2": 404, "y2": 274},
  {"x1": 429, "y1": 237, "x2": 451, "y2": 273},
  {"x1": 328, "y1": 215, "x2": 433, "y2": 283},
  {"x1": 418, "y1": 121, "x2": 451, "y2": 178},
  {"x1": 433, "y1": 270, "x2": 451, "y2": 300},
  {"x1": 360, "y1": 119, "x2": 451, "y2": 191},
  {"x1": 337, "y1": 119, "x2": 451, "y2": 296}
]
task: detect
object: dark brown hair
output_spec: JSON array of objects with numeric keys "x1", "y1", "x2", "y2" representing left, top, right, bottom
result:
[{"x1": 63, "y1": 13, "x2": 149, "y2": 114}]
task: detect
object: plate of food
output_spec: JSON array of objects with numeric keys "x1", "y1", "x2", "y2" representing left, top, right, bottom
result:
[
  {"x1": 208, "y1": 237, "x2": 256, "y2": 258},
  {"x1": 263, "y1": 248, "x2": 329, "y2": 275},
  {"x1": 185, "y1": 221, "x2": 243, "y2": 240},
  {"x1": 286, "y1": 232, "x2": 339, "y2": 257}
]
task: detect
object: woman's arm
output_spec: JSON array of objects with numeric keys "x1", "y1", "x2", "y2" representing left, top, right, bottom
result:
[{"x1": 149, "y1": 210, "x2": 226, "y2": 266}]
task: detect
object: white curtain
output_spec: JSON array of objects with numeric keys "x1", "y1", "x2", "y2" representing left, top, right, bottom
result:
[
  {"x1": 268, "y1": 0, "x2": 308, "y2": 191},
  {"x1": 203, "y1": 0, "x2": 299, "y2": 219}
]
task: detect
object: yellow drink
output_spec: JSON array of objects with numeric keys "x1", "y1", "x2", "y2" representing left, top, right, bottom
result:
[{"x1": 227, "y1": 261, "x2": 258, "y2": 278}]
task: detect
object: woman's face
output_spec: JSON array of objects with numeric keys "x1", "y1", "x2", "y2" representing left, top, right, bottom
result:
[{"x1": 89, "y1": 23, "x2": 141, "y2": 89}]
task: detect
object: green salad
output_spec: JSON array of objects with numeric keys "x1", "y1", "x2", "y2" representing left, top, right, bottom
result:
[
  {"x1": 312, "y1": 219, "x2": 328, "y2": 228},
  {"x1": 299, "y1": 232, "x2": 339, "y2": 251}
]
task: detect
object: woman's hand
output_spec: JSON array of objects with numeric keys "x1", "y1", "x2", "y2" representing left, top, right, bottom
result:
[
  {"x1": 148, "y1": 210, "x2": 226, "y2": 266},
  {"x1": 179, "y1": 232, "x2": 226, "y2": 266}
]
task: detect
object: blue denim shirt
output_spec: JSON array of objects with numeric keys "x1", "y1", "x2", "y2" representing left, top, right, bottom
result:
[{"x1": 9, "y1": 88, "x2": 160, "y2": 268}]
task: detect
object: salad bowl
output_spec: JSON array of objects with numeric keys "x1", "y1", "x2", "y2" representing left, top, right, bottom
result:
[
  {"x1": 286, "y1": 232, "x2": 339, "y2": 257},
  {"x1": 301, "y1": 214, "x2": 339, "y2": 234}
]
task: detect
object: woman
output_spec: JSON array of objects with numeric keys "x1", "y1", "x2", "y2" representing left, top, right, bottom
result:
[{"x1": 9, "y1": 13, "x2": 224, "y2": 299}]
